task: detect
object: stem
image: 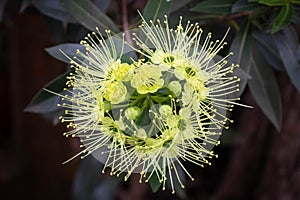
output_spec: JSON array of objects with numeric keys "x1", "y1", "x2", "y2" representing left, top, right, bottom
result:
[{"x1": 122, "y1": 0, "x2": 134, "y2": 46}]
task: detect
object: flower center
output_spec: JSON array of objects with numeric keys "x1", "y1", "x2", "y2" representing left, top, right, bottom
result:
[
  {"x1": 185, "y1": 66, "x2": 196, "y2": 77},
  {"x1": 163, "y1": 55, "x2": 175, "y2": 64}
]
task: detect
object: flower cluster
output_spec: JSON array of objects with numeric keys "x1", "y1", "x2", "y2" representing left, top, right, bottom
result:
[{"x1": 58, "y1": 15, "x2": 243, "y2": 193}]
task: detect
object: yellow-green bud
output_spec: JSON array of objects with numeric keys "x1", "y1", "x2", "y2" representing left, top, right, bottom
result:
[
  {"x1": 159, "y1": 105, "x2": 173, "y2": 117},
  {"x1": 125, "y1": 106, "x2": 141, "y2": 120},
  {"x1": 168, "y1": 81, "x2": 182, "y2": 96}
]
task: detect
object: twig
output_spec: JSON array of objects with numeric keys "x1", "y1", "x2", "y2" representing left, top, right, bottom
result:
[{"x1": 122, "y1": 0, "x2": 134, "y2": 46}]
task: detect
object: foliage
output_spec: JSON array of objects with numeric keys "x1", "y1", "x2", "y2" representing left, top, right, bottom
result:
[{"x1": 11, "y1": 0, "x2": 299, "y2": 198}]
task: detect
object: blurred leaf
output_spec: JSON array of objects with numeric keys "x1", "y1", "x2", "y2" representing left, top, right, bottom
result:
[
  {"x1": 170, "y1": 0, "x2": 193, "y2": 13},
  {"x1": 230, "y1": 19, "x2": 252, "y2": 97},
  {"x1": 292, "y1": 4, "x2": 300, "y2": 23},
  {"x1": 143, "y1": 0, "x2": 173, "y2": 22},
  {"x1": 258, "y1": 0, "x2": 287, "y2": 6},
  {"x1": 248, "y1": 0, "x2": 259, "y2": 2},
  {"x1": 0, "y1": 0, "x2": 7, "y2": 21},
  {"x1": 73, "y1": 156, "x2": 121, "y2": 200},
  {"x1": 253, "y1": 30, "x2": 285, "y2": 71},
  {"x1": 274, "y1": 26, "x2": 300, "y2": 92},
  {"x1": 291, "y1": 0, "x2": 300, "y2": 4},
  {"x1": 297, "y1": 44, "x2": 300, "y2": 60},
  {"x1": 20, "y1": 0, "x2": 31, "y2": 13},
  {"x1": 45, "y1": 43, "x2": 85, "y2": 63},
  {"x1": 271, "y1": 4, "x2": 293, "y2": 33},
  {"x1": 232, "y1": 0, "x2": 263, "y2": 12},
  {"x1": 148, "y1": 173, "x2": 162, "y2": 193},
  {"x1": 25, "y1": 72, "x2": 68, "y2": 113},
  {"x1": 90, "y1": 176, "x2": 121, "y2": 200},
  {"x1": 61, "y1": 0, "x2": 120, "y2": 34},
  {"x1": 92, "y1": 0, "x2": 110, "y2": 12},
  {"x1": 190, "y1": 0, "x2": 236, "y2": 14},
  {"x1": 249, "y1": 45, "x2": 282, "y2": 131},
  {"x1": 32, "y1": 0, "x2": 77, "y2": 23}
]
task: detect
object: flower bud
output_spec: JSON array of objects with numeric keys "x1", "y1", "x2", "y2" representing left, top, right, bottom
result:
[
  {"x1": 125, "y1": 106, "x2": 141, "y2": 120},
  {"x1": 159, "y1": 105, "x2": 173, "y2": 117},
  {"x1": 168, "y1": 81, "x2": 182, "y2": 96}
]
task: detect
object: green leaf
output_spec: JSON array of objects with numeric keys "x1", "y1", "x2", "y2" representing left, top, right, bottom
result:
[
  {"x1": 143, "y1": 0, "x2": 172, "y2": 22},
  {"x1": 229, "y1": 19, "x2": 252, "y2": 97},
  {"x1": 258, "y1": 0, "x2": 287, "y2": 6},
  {"x1": 271, "y1": 4, "x2": 293, "y2": 33},
  {"x1": 25, "y1": 72, "x2": 68, "y2": 113},
  {"x1": 291, "y1": 0, "x2": 300, "y2": 4},
  {"x1": 61, "y1": 0, "x2": 120, "y2": 34},
  {"x1": 190, "y1": 0, "x2": 236, "y2": 14},
  {"x1": 253, "y1": 30, "x2": 285, "y2": 71},
  {"x1": 170, "y1": 0, "x2": 193, "y2": 13},
  {"x1": 32, "y1": 0, "x2": 76, "y2": 23},
  {"x1": 274, "y1": 26, "x2": 300, "y2": 92},
  {"x1": 45, "y1": 43, "x2": 85, "y2": 63},
  {"x1": 232, "y1": 0, "x2": 263, "y2": 13},
  {"x1": 248, "y1": 45, "x2": 282, "y2": 131},
  {"x1": 148, "y1": 173, "x2": 162, "y2": 193}
]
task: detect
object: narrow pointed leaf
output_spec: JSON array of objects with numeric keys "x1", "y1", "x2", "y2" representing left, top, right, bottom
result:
[
  {"x1": 248, "y1": 46, "x2": 282, "y2": 131},
  {"x1": 259, "y1": 0, "x2": 287, "y2": 6},
  {"x1": 25, "y1": 72, "x2": 68, "y2": 113},
  {"x1": 61, "y1": 0, "x2": 120, "y2": 34},
  {"x1": 32, "y1": 0, "x2": 76, "y2": 23},
  {"x1": 143, "y1": 0, "x2": 191, "y2": 22},
  {"x1": 271, "y1": 4, "x2": 293, "y2": 33},
  {"x1": 273, "y1": 26, "x2": 300, "y2": 92},
  {"x1": 232, "y1": 0, "x2": 263, "y2": 13},
  {"x1": 190, "y1": 0, "x2": 236, "y2": 14},
  {"x1": 45, "y1": 43, "x2": 85, "y2": 63},
  {"x1": 253, "y1": 31, "x2": 284, "y2": 71},
  {"x1": 229, "y1": 19, "x2": 252, "y2": 97}
]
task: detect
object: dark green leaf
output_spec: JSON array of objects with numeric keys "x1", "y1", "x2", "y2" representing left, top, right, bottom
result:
[
  {"x1": 190, "y1": 0, "x2": 236, "y2": 14},
  {"x1": 61, "y1": 0, "x2": 120, "y2": 34},
  {"x1": 143, "y1": 0, "x2": 172, "y2": 22},
  {"x1": 253, "y1": 30, "x2": 285, "y2": 71},
  {"x1": 271, "y1": 4, "x2": 293, "y2": 33},
  {"x1": 232, "y1": 0, "x2": 263, "y2": 13},
  {"x1": 248, "y1": 0, "x2": 259, "y2": 2},
  {"x1": 0, "y1": 0, "x2": 7, "y2": 21},
  {"x1": 45, "y1": 43, "x2": 85, "y2": 63},
  {"x1": 248, "y1": 45, "x2": 282, "y2": 131},
  {"x1": 170, "y1": 0, "x2": 193, "y2": 13},
  {"x1": 291, "y1": 0, "x2": 300, "y2": 4},
  {"x1": 274, "y1": 26, "x2": 300, "y2": 92},
  {"x1": 25, "y1": 72, "x2": 68, "y2": 113},
  {"x1": 32, "y1": 0, "x2": 76, "y2": 23},
  {"x1": 258, "y1": 0, "x2": 287, "y2": 6},
  {"x1": 229, "y1": 19, "x2": 252, "y2": 97},
  {"x1": 148, "y1": 172, "x2": 162, "y2": 193}
]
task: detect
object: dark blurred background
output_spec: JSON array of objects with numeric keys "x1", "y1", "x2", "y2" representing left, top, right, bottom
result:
[{"x1": 1, "y1": 0, "x2": 300, "y2": 200}]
